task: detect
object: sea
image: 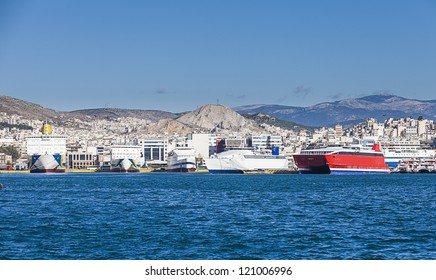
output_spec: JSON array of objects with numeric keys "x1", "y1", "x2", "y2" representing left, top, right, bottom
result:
[{"x1": 0, "y1": 172, "x2": 434, "y2": 260}]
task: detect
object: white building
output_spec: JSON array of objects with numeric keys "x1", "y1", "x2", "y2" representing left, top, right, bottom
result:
[
  {"x1": 187, "y1": 133, "x2": 212, "y2": 159},
  {"x1": 138, "y1": 138, "x2": 169, "y2": 163},
  {"x1": 251, "y1": 134, "x2": 282, "y2": 149},
  {"x1": 417, "y1": 120, "x2": 427, "y2": 136}
]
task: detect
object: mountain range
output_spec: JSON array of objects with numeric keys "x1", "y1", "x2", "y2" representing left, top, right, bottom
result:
[
  {"x1": 234, "y1": 94, "x2": 436, "y2": 127},
  {"x1": 1, "y1": 94, "x2": 435, "y2": 132}
]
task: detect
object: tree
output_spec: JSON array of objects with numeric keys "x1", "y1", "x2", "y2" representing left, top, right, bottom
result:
[{"x1": 0, "y1": 145, "x2": 20, "y2": 161}]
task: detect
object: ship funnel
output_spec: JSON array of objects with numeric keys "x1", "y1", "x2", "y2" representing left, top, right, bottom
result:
[
  {"x1": 42, "y1": 123, "x2": 52, "y2": 135},
  {"x1": 371, "y1": 143, "x2": 382, "y2": 152}
]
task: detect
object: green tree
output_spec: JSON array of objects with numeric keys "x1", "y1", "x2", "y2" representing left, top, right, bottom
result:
[{"x1": 0, "y1": 145, "x2": 20, "y2": 161}]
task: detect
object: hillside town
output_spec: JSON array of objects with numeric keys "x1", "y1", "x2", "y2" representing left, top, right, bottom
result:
[{"x1": 0, "y1": 103, "x2": 435, "y2": 172}]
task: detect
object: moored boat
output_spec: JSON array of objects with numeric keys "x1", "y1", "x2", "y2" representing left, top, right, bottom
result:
[
  {"x1": 383, "y1": 149, "x2": 436, "y2": 169},
  {"x1": 293, "y1": 143, "x2": 390, "y2": 174},
  {"x1": 26, "y1": 123, "x2": 67, "y2": 174},
  {"x1": 109, "y1": 144, "x2": 143, "y2": 173},
  {"x1": 392, "y1": 158, "x2": 436, "y2": 173},
  {"x1": 167, "y1": 147, "x2": 197, "y2": 172},
  {"x1": 205, "y1": 148, "x2": 289, "y2": 174}
]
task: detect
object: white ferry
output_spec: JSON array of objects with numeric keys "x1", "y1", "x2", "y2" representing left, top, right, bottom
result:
[
  {"x1": 26, "y1": 123, "x2": 66, "y2": 173},
  {"x1": 110, "y1": 145, "x2": 143, "y2": 172},
  {"x1": 205, "y1": 148, "x2": 288, "y2": 174},
  {"x1": 384, "y1": 149, "x2": 435, "y2": 169},
  {"x1": 167, "y1": 147, "x2": 197, "y2": 172}
]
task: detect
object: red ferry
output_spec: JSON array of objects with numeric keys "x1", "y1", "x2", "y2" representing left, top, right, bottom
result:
[{"x1": 293, "y1": 143, "x2": 390, "y2": 174}]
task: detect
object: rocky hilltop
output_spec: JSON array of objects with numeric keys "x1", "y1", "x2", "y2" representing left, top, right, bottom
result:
[
  {"x1": 143, "y1": 104, "x2": 264, "y2": 135},
  {"x1": 177, "y1": 104, "x2": 262, "y2": 132}
]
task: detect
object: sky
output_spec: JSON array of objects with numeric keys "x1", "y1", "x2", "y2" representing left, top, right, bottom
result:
[{"x1": 0, "y1": 0, "x2": 435, "y2": 112}]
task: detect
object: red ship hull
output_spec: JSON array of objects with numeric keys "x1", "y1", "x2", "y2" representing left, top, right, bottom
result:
[
  {"x1": 293, "y1": 144, "x2": 390, "y2": 174},
  {"x1": 293, "y1": 154, "x2": 330, "y2": 174},
  {"x1": 325, "y1": 154, "x2": 390, "y2": 174}
]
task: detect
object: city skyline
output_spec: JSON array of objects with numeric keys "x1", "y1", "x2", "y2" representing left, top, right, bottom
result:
[{"x1": 1, "y1": 0, "x2": 435, "y2": 112}]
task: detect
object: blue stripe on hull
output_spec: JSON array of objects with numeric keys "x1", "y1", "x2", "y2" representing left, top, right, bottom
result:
[{"x1": 330, "y1": 170, "x2": 390, "y2": 175}]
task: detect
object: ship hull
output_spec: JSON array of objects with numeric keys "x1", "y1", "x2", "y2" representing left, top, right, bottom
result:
[
  {"x1": 167, "y1": 159, "x2": 196, "y2": 172},
  {"x1": 325, "y1": 154, "x2": 390, "y2": 174},
  {"x1": 294, "y1": 144, "x2": 390, "y2": 175},
  {"x1": 30, "y1": 168, "x2": 66, "y2": 174},
  {"x1": 167, "y1": 167, "x2": 196, "y2": 172},
  {"x1": 205, "y1": 156, "x2": 244, "y2": 174},
  {"x1": 207, "y1": 169, "x2": 244, "y2": 174},
  {"x1": 293, "y1": 154, "x2": 330, "y2": 174},
  {"x1": 206, "y1": 150, "x2": 289, "y2": 173},
  {"x1": 111, "y1": 158, "x2": 140, "y2": 173},
  {"x1": 29, "y1": 154, "x2": 65, "y2": 174}
]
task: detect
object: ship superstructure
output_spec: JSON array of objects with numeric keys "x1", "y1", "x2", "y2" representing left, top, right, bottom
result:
[{"x1": 26, "y1": 123, "x2": 66, "y2": 173}]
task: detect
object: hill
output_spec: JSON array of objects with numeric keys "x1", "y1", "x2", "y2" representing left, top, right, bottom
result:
[
  {"x1": 0, "y1": 95, "x2": 178, "y2": 124},
  {"x1": 234, "y1": 94, "x2": 436, "y2": 127},
  {"x1": 243, "y1": 112, "x2": 317, "y2": 132},
  {"x1": 0, "y1": 96, "x2": 60, "y2": 120},
  {"x1": 176, "y1": 104, "x2": 263, "y2": 133},
  {"x1": 70, "y1": 108, "x2": 178, "y2": 122}
]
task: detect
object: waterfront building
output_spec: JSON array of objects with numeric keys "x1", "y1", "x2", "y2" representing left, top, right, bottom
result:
[
  {"x1": 251, "y1": 134, "x2": 283, "y2": 149},
  {"x1": 216, "y1": 137, "x2": 249, "y2": 153},
  {"x1": 138, "y1": 138, "x2": 168, "y2": 167},
  {"x1": 187, "y1": 133, "x2": 213, "y2": 159},
  {"x1": 67, "y1": 151, "x2": 98, "y2": 169}
]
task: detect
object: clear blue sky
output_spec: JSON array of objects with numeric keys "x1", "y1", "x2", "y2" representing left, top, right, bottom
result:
[{"x1": 1, "y1": 0, "x2": 435, "y2": 112}]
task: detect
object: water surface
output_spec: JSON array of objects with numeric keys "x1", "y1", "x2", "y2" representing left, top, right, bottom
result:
[{"x1": 0, "y1": 173, "x2": 434, "y2": 259}]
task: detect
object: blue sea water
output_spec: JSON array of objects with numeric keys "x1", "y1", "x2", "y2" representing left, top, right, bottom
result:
[{"x1": 0, "y1": 173, "x2": 434, "y2": 260}]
